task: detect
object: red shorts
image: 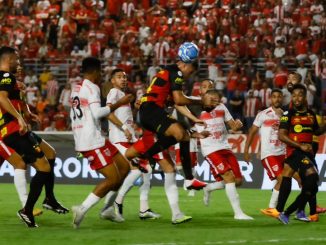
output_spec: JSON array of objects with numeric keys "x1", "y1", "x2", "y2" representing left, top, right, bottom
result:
[
  {"x1": 206, "y1": 149, "x2": 242, "y2": 182},
  {"x1": 262, "y1": 155, "x2": 285, "y2": 180},
  {"x1": 133, "y1": 130, "x2": 167, "y2": 160},
  {"x1": 81, "y1": 140, "x2": 119, "y2": 171},
  {"x1": 0, "y1": 140, "x2": 15, "y2": 160}
]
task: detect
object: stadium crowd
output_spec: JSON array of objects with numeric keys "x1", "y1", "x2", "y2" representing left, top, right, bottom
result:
[{"x1": 2, "y1": 0, "x2": 326, "y2": 131}]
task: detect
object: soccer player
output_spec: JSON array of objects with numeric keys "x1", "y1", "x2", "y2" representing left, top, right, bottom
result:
[
  {"x1": 0, "y1": 46, "x2": 56, "y2": 228},
  {"x1": 244, "y1": 89, "x2": 286, "y2": 214},
  {"x1": 102, "y1": 68, "x2": 159, "y2": 221},
  {"x1": 196, "y1": 89, "x2": 253, "y2": 220},
  {"x1": 70, "y1": 57, "x2": 133, "y2": 228},
  {"x1": 274, "y1": 84, "x2": 325, "y2": 224},
  {"x1": 138, "y1": 42, "x2": 206, "y2": 190}
]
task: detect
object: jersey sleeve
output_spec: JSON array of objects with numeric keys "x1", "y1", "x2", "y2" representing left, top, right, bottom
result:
[
  {"x1": 222, "y1": 104, "x2": 233, "y2": 122},
  {"x1": 170, "y1": 70, "x2": 184, "y2": 91},
  {"x1": 253, "y1": 111, "x2": 263, "y2": 127},
  {"x1": 0, "y1": 73, "x2": 15, "y2": 94},
  {"x1": 106, "y1": 88, "x2": 119, "y2": 104},
  {"x1": 88, "y1": 83, "x2": 101, "y2": 105},
  {"x1": 279, "y1": 110, "x2": 291, "y2": 130}
]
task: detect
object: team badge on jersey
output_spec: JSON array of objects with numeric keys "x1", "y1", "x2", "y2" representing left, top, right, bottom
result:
[{"x1": 3, "y1": 73, "x2": 9, "y2": 77}]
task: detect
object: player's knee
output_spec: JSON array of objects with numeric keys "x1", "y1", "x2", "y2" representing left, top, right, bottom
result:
[
  {"x1": 235, "y1": 178, "x2": 243, "y2": 186},
  {"x1": 222, "y1": 170, "x2": 235, "y2": 183}
]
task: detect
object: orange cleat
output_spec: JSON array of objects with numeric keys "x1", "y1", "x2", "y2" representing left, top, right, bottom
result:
[
  {"x1": 309, "y1": 214, "x2": 319, "y2": 222},
  {"x1": 261, "y1": 208, "x2": 280, "y2": 218}
]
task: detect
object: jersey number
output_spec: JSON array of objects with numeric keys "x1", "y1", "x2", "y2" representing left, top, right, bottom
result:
[{"x1": 72, "y1": 96, "x2": 83, "y2": 120}]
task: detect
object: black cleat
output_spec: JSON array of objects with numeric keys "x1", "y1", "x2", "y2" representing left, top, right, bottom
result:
[
  {"x1": 17, "y1": 209, "x2": 38, "y2": 228},
  {"x1": 43, "y1": 198, "x2": 69, "y2": 214}
]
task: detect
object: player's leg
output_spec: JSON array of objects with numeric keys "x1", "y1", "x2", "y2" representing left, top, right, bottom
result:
[
  {"x1": 276, "y1": 163, "x2": 295, "y2": 213},
  {"x1": 72, "y1": 149, "x2": 130, "y2": 228},
  {"x1": 158, "y1": 156, "x2": 192, "y2": 224},
  {"x1": 39, "y1": 137, "x2": 69, "y2": 214}
]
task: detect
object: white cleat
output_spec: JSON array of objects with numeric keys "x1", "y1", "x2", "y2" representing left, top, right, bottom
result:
[
  {"x1": 188, "y1": 189, "x2": 196, "y2": 197},
  {"x1": 72, "y1": 205, "x2": 85, "y2": 229},
  {"x1": 203, "y1": 187, "x2": 211, "y2": 206},
  {"x1": 139, "y1": 209, "x2": 161, "y2": 220},
  {"x1": 100, "y1": 206, "x2": 125, "y2": 223},
  {"x1": 234, "y1": 213, "x2": 254, "y2": 220}
]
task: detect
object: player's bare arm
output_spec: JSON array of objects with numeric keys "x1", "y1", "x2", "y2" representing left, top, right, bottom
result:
[
  {"x1": 0, "y1": 90, "x2": 27, "y2": 134},
  {"x1": 278, "y1": 128, "x2": 312, "y2": 152},
  {"x1": 172, "y1": 90, "x2": 202, "y2": 106},
  {"x1": 226, "y1": 119, "x2": 243, "y2": 132},
  {"x1": 244, "y1": 125, "x2": 259, "y2": 163},
  {"x1": 174, "y1": 105, "x2": 205, "y2": 126}
]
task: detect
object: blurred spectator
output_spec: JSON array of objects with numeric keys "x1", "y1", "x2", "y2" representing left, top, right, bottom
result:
[
  {"x1": 26, "y1": 82, "x2": 39, "y2": 106},
  {"x1": 44, "y1": 121, "x2": 57, "y2": 132},
  {"x1": 53, "y1": 104, "x2": 69, "y2": 131},
  {"x1": 147, "y1": 59, "x2": 160, "y2": 83},
  {"x1": 226, "y1": 65, "x2": 240, "y2": 100},
  {"x1": 229, "y1": 89, "x2": 244, "y2": 122},
  {"x1": 304, "y1": 72, "x2": 317, "y2": 108},
  {"x1": 258, "y1": 81, "x2": 272, "y2": 109},
  {"x1": 59, "y1": 83, "x2": 71, "y2": 113},
  {"x1": 244, "y1": 90, "x2": 262, "y2": 131},
  {"x1": 154, "y1": 37, "x2": 170, "y2": 65},
  {"x1": 296, "y1": 59, "x2": 308, "y2": 83},
  {"x1": 273, "y1": 64, "x2": 288, "y2": 88},
  {"x1": 46, "y1": 74, "x2": 59, "y2": 106},
  {"x1": 23, "y1": 70, "x2": 38, "y2": 85},
  {"x1": 39, "y1": 67, "x2": 52, "y2": 96}
]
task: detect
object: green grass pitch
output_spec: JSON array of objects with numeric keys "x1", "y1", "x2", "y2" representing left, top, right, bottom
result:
[{"x1": 0, "y1": 183, "x2": 326, "y2": 245}]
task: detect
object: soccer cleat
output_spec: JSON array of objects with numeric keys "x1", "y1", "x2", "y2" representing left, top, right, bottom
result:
[
  {"x1": 100, "y1": 206, "x2": 125, "y2": 223},
  {"x1": 172, "y1": 214, "x2": 192, "y2": 225},
  {"x1": 184, "y1": 178, "x2": 207, "y2": 190},
  {"x1": 316, "y1": 205, "x2": 326, "y2": 214},
  {"x1": 17, "y1": 209, "x2": 38, "y2": 228},
  {"x1": 43, "y1": 198, "x2": 69, "y2": 214},
  {"x1": 309, "y1": 214, "x2": 319, "y2": 222},
  {"x1": 294, "y1": 210, "x2": 310, "y2": 222},
  {"x1": 234, "y1": 213, "x2": 254, "y2": 220},
  {"x1": 33, "y1": 208, "x2": 43, "y2": 217},
  {"x1": 260, "y1": 208, "x2": 280, "y2": 218},
  {"x1": 72, "y1": 205, "x2": 85, "y2": 229},
  {"x1": 139, "y1": 209, "x2": 161, "y2": 220},
  {"x1": 278, "y1": 212, "x2": 289, "y2": 224},
  {"x1": 203, "y1": 187, "x2": 211, "y2": 206}
]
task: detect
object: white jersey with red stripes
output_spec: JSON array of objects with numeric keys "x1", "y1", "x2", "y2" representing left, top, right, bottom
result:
[
  {"x1": 106, "y1": 88, "x2": 136, "y2": 144},
  {"x1": 70, "y1": 79, "x2": 105, "y2": 151},
  {"x1": 196, "y1": 103, "x2": 233, "y2": 156},
  {"x1": 253, "y1": 107, "x2": 285, "y2": 159}
]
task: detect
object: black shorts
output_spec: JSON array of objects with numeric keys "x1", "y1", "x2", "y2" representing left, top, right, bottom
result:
[
  {"x1": 139, "y1": 102, "x2": 177, "y2": 135},
  {"x1": 3, "y1": 131, "x2": 44, "y2": 164},
  {"x1": 285, "y1": 149, "x2": 315, "y2": 177}
]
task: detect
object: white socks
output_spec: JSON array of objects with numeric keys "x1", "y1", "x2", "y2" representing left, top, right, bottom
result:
[
  {"x1": 81, "y1": 192, "x2": 101, "y2": 213},
  {"x1": 116, "y1": 169, "x2": 142, "y2": 204},
  {"x1": 139, "y1": 172, "x2": 151, "y2": 212},
  {"x1": 225, "y1": 183, "x2": 243, "y2": 216},
  {"x1": 164, "y1": 173, "x2": 181, "y2": 219},
  {"x1": 269, "y1": 189, "x2": 279, "y2": 208},
  {"x1": 204, "y1": 181, "x2": 225, "y2": 192},
  {"x1": 14, "y1": 169, "x2": 28, "y2": 207}
]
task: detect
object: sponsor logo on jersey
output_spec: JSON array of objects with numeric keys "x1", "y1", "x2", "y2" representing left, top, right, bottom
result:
[
  {"x1": 294, "y1": 124, "x2": 303, "y2": 133},
  {"x1": 280, "y1": 116, "x2": 288, "y2": 122},
  {"x1": 3, "y1": 73, "x2": 9, "y2": 77},
  {"x1": 0, "y1": 78, "x2": 12, "y2": 84},
  {"x1": 177, "y1": 71, "x2": 182, "y2": 77},
  {"x1": 301, "y1": 158, "x2": 310, "y2": 165},
  {"x1": 174, "y1": 77, "x2": 184, "y2": 85}
]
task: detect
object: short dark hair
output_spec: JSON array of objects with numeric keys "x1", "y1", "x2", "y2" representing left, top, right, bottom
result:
[
  {"x1": 0, "y1": 46, "x2": 16, "y2": 59},
  {"x1": 289, "y1": 71, "x2": 302, "y2": 82},
  {"x1": 201, "y1": 78, "x2": 214, "y2": 84},
  {"x1": 205, "y1": 89, "x2": 221, "y2": 97},
  {"x1": 81, "y1": 57, "x2": 101, "y2": 74},
  {"x1": 271, "y1": 88, "x2": 283, "y2": 95},
  {"x1": 291, "y1": 83, "x2": 307, "y2": 95},
  {"x1": 110, "y1": 68, "x2": 125, "y2": 79}
]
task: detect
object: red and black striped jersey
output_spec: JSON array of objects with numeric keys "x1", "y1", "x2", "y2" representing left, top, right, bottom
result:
[
  {"x1": 279, "y1": 108, "x2": 319, "y2": 156},
  {"x1": 0, "y1": 71, "x2": 23, "y2": 138},
  {"x1": 140, "y1": 65, "x2": 184, "y2": 108}
]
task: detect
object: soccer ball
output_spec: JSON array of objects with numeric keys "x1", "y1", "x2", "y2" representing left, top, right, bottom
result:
[{"x1": 178, "y1": 42, "x2": 199, "y2": 63}]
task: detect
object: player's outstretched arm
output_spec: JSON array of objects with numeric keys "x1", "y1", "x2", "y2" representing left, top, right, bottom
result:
[
  {"x1": 172, "y1": 90, "x2": 202, "y2": 106},
  {"x1": 244, "y1": 125, "x2": 259, "y2": 163},
  {"x1": 174, "y1": 105, "x2": 205, "y2": 126},
  {"x1": 226, "y1": 119, "x2": 243, "y2": 132},
  {"x1": 109, "y1": 94, "x2": 134, "y2": 111}
]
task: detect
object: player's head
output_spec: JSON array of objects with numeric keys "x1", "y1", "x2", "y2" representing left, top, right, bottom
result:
[
  {"x1": 291, "y1": 83, "x2": 307, "y2": 109},
  {"x1": 202, "y1": 89, "x2": 221, "y2": 112},
  {"x1": 81, "y1": 57, "x2": 102, "y2": 84},
  {"x1": 177, "y1": 42, "x2": 199, "y2": 78},
  {"x1": 200, "y1": 79, "x2": 214, "y2": 97},
  {"x1": 270, "y1": 88, "x2": 283, "y2": 109},
  {"x1": 110, "y1": 68, "x2": 127, "y2": 90},
  {"x1": 286, "y1": 72, "x2": 302, "y2": 92},
  {"x1": 0, "y1": 46, "x2": 19, "y2": 73}
]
